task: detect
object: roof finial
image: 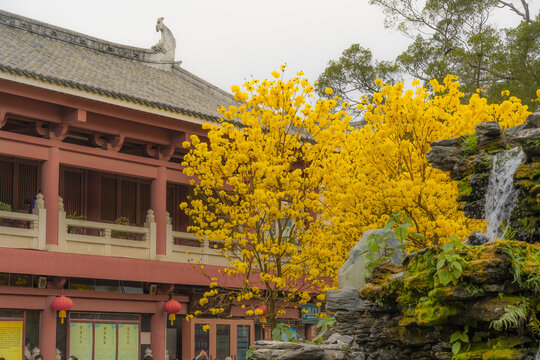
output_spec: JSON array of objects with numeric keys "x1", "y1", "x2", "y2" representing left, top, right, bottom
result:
[{"x1": 151, "y1": 17, "x2": 176, "y2": 63}]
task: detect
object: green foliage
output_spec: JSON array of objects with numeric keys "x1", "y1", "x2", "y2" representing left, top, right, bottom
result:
[
  {"x1": 316, "y1": 314, "x2": 335, "y2": 337},
  {"x1": 490, "y1": 304, "x2": 528, "y2": 331},
  {"x1": 67, "y1": 210, "x2": 84, "y2": 220},
  {"x1": 316, "y1": 44, "x2": 401, "y2": 119},
  {"x1": 111, "y1": 216, "x2": 135, "y2": 240},
  {"x1": 0, "y1": 201, "x2": 12, "y2": 211},
  {"x1": 499, "y1": 241, "x2": 540, "y2": 293},
  {"x1": 245, "y1": 345, "x2": 254, "y2": 360},
  {"x1": 320, "y1": 1, "x2": 540, "y2": 112},
  {"x1": 450, "y1": 325, "x2": 470, "y2": 356},
  {"x1": 461, "y1": 134, "x2": 478, "y2": 157},
  {"x1": 308, "y1": 315, "x2": 336, "y2": 345},
  {"x1": 436, "y1": 237, "x2": 467, "y2": 285},
  {"x1": 361, "y1": 213, "x2": 417, "y2": 278},
  {"x1": 271, "y1": 323, "x2": 297, "y2": 342},
  {"x1": 66, "y1": 211, "x2": 86, "y2": 235}
]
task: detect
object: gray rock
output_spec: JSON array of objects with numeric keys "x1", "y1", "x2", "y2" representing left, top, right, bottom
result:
[
  {"x1": 348, "y1": 352, "x2": 366, "y2": 360},
  {"x1": 430, "y1": 137, "x2": 461, "y2": 147},
  {"x1": 503, "y1": 122, "x2": 531, "y2": 138},
  {"x1": 254, "y1": 341, "x2": 303, "y2": 350},
  {"x1": 466, "y1": 231, "x2": 489, "y2": 246},
  {"x1": 325, "y1": 333, "x2": 355, "y2": 347},
  {"x1": 526, "y1": 106, "x2": 540, "y2": 128},
  {"x1": 338, "y1": 229, "x2": 405, "y2": 289},
  {"x1": 426, "y1": 146, "x2": 462, "y2": 171},
  {"x1": 463, "y1": 199, "x2": 485, "y2": 219},
  {"x1": 275, "y1": 346, "x2": 324, "y2": 360},
  {"x1": 472, "y1": 153, "x2": 493, "y2": 173},
  {"x1": 322, "y1": 350, "x2": 349, "y2": 360},
  {"x1": 475, "y1": 121, "x2": 502, "y2": 141},
  {"x1": 326, "y1": 289, "x2": 372, "y2": 312},
  {"x1": 509, "y1": 127, "x2": 540, "y2": 143}
]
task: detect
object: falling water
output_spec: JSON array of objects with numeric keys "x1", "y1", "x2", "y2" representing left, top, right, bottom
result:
[
  {"x1": 536, "y1": 345, "x2": 540, "y2": 360},
  {"x1": 484, "y1": 147, "x2": 525, "y2": 242}
]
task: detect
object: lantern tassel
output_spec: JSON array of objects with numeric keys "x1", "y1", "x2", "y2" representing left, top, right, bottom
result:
[
  {"x1": 168, "y1": 313, "x2": 176, "y2": 326},
  {"x1": 59, "y1": 310, "x2": 66, "y2": 324},
  {"x1": 261, "y1": 316, "x2": 266, "y2": 329}
]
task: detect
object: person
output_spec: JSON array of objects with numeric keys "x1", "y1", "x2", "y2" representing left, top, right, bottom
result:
[
  {"x1": 34, "y1": 356, "x2": 43, "y2": 360},
  {"x1": 24, "y1": 340, "x2": 32, "y2": 360},
  {"x1": 192, "y1": 350, "x2": 208, "y2": 360},
  {"x1": 67, "y1": 357, "x2": 78, "y2": 360}
]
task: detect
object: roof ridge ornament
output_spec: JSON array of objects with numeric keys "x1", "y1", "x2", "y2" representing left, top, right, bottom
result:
[{"x1": 151, "y1": 17, "x2": 176, "y2": 63}]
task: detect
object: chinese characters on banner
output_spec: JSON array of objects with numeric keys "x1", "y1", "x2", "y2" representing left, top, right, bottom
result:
[
  {"x1": 118, "y1": 324, "x2": 139, "y2": 360},
  {"x1": 69, "y1": 322, "x2": 92, "y2": 360},
  {"x1": 94, "y1": 323, "x2": 116, "y2": 360},
  {"x1": 0, "y1": 320, "x2": 23, "y2": 360}
]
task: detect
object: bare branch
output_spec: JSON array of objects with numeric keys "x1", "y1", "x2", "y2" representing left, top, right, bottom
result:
[{"x1": 497, "y1": 0, "x2": 532, "y2": 22}]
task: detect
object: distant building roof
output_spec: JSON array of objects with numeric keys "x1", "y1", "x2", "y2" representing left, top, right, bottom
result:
[{"x1": 0, "y1": 10, "x2": 235, "y2": 121}]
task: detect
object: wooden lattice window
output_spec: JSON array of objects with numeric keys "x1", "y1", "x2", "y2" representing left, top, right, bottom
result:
[{"x1": 0, "y1": 157, "x2": 39, "y2": 212}]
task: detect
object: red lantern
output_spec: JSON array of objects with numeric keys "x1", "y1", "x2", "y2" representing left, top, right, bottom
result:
[
  {"x1": 52, "y1": 295, "x2": 73, "y2": 324},
  {"x1": 163, "y1": 299, "x2": 182, "y2": 326},
  {"x1": 256, "y1": 305, "x2": 267, "y2": 316}
]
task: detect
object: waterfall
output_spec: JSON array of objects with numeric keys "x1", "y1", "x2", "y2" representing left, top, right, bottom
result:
[
  {"x1": 484, "y1": 147, "x2": 525, "y2": 241},
  {"x1": 536, "y1": 344, "x2": 540, "y2": 360}
]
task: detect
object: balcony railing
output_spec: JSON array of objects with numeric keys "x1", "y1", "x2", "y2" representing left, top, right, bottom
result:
[
  {"x1": 0, "y1": 194, "x2": 230, "y2": 266},
  {"x1": 0, "y1": 193, "x2": 46, "y2": 250},
  {"x1": 164, "y1": 213, "x2": 229, "y2": 266},
  {"x1": 57, "y1": 197, "x2": 156, "y2": 260}
]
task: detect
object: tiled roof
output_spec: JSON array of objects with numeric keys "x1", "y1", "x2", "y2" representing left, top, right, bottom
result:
[{"x1": 0, "y1": 10, "x2": 235, "y2": 121}]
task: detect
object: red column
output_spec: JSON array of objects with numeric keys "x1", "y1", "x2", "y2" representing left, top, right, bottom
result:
[
  {"x1": 151, "y1": 166, "x2": 167, "y2": 255},
  {"x1": 40, "y1": 296, "x2": 57, "y2": 360},
  {"x1": 41, "y1": 147, "x2": 59, "y2": 245},
  {"x1": 151, "y1": 303, "x2": 166, "y2": 360}
]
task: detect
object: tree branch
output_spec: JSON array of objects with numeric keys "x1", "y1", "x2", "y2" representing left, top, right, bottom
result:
[{"x1": 498, "y1": 0, "x2": 531, "y2": 23}]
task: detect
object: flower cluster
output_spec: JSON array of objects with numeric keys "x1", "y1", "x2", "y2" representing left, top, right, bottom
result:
[
  {"x1": 320, "y1": 76, "x2": 530, "y2": 247},
  {"x1": 181, "y1": 65, "x2": 351, "y2": 326}
]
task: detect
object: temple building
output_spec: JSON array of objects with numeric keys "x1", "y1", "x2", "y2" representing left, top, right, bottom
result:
[{"x1": 0, "y1": 10, "x2": 314, "y2": 360}]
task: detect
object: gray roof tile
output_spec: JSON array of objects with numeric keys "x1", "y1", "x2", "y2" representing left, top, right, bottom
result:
[{"x1": 0, "y1": 10, "x2": 234, "y2": 121}]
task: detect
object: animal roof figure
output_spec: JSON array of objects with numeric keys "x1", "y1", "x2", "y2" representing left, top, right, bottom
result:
[{"x1": 152, "y1": 17, "x2": 176, "y2": 63}]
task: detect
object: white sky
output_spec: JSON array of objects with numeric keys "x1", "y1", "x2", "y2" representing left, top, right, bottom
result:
[{"x1": 0, "y1": 0, "x2": 536, "y2": 93}]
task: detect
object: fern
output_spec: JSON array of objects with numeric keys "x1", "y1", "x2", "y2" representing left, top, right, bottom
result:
[
  {"x1": 490, "y1": 304, "x2": 528, "y2": 331},
  {"x1": 530, "y1": 308, "x2": 540, "y2": 335}
]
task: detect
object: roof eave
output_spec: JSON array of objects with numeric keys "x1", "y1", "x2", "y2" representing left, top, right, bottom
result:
[{"x1": 0, "y1": 67, "x2": 221, "y2": 125}]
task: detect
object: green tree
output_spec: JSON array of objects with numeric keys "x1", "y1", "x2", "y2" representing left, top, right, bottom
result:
[
  {"x1": 316, "y1": 44, "x2": 401, "y2": 119},
  {"x1": 318, "y1": 0, "x2": 539, "y2": 110}
]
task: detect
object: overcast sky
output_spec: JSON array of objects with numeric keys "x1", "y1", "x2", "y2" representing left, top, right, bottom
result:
[{"x1": 0, "y1": 0, "x2": 536, "y2": 93}]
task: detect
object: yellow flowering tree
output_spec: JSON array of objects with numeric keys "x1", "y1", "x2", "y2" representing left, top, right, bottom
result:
[
  {"x1": 320, "y1": 76, "x2": 531, "y2": 248},
  {"x1": 181, "y1": 67, "x2": 350, "y2": 329}
]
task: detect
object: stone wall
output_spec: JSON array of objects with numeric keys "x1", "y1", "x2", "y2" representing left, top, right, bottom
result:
[
  {"x1": 427, "y1": 108, "x2": 540, "y2": 243},
  {"x1": 251, "y1": 241, "x2": 539, "y2": 359},
  {"x1": 250, "y1": 110, "x2": 540, "y2": 360}
]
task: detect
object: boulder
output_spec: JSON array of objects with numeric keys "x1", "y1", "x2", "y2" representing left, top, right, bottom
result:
[
  {"x1": 426, "y1": 146, "x2": 462, "y2": 172},
  {"x1": 466, "y1": 231, "x2": 489, "y2": 246},
  {"x1": 325, "y1": 333, "x2": 355, "y2": 347},
  {"x1": 475, "y1": 121, "x2": 502, "y2": 144},
  {"x1": 526, "y1": 106, "x2": 540, "y2": 128},
  {"x1": 326, "y1": 288, "x2": 372, "y2": 312},
  {"x1": 338, "y1": 229, "x2": 405, "y2": 289}
]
